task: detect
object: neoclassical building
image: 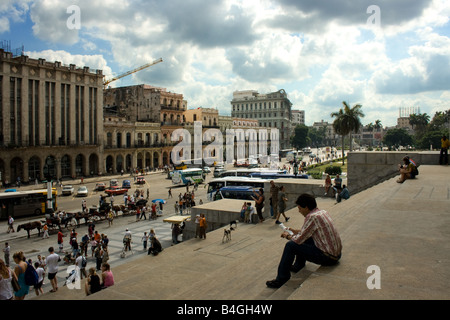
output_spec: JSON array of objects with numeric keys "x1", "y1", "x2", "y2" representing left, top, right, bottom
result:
[
  {"x1": 103, "y1": 116, "x2": 163, "y2": 173},
  {"x1": 0, "y1": 49, "x2": 104, "y2": 183}
]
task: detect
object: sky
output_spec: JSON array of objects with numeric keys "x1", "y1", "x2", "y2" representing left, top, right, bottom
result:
[{"x1": 2, "y1": 0, "x2": 450, "y2": 127}]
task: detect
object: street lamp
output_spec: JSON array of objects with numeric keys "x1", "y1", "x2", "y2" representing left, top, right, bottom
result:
[{"x1": 44, "y1": 157, "x2": 54, "y2": 215}]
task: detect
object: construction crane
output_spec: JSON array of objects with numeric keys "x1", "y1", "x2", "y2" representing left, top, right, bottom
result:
[{"x1": 103, "y1": 57, "x2": 163, "y2": 89}]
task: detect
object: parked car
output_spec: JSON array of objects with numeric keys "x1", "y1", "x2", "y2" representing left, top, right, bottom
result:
[
  {"x1": 105, "y1": 186, "x2": 128, "y2": 196},
  {"x1": 136, "y1": 176, "x2": 145, "y2": 184},
  {"x1": 109, "y1": 179, "x2": 119, "y2": 187},
  {"x1": 76, "y1": 186, "x2": 88, "y2": 197},
  {"x1": 95, "y1": 182, "x2": 106, "y2": 191},
  {"x1": 202, "y1": 167, "x2": 211, "y2": 174},
  {"x1": 62, "y1": 185, "x2": 74, "y2": 196},
  {"x1": 122, "y1": 180, "x2": 131, "y2": 188},
  {"x1": 213, "y1": 168, "x2": 226, "y2": 177}
]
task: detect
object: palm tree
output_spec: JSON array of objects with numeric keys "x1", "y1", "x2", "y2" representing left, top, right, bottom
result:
[
  {"x1": 331, "y1": 101, "x2": 365, "y2": 164},
  {"x1": 374, "y1": 119, "x2": 382, "y2": 131}
]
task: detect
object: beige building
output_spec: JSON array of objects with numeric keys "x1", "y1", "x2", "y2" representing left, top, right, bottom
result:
[
  {"x1": 0, "y1": 49, "x2": 104, "y2": 184},
  {"x1": 230, "y1": 89, "x2": 293, "y2": 149},
  {"x1": 103, "y1": 115, "x2": 163, "y2": 172}
]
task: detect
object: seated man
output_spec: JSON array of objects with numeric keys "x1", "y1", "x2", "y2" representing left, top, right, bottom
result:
[
  {"x1": 397, "y1": 156, "x2": 417, "y2": 183},
  {"x1": 336, "y1": 185, "x2": 350, "y2": 203},
  {"x1": 332, "y1": 174, "x2": 342, "y2": 195},
  {"x1": 266, "y1": 193, "x2": 342, "y2": 289}
]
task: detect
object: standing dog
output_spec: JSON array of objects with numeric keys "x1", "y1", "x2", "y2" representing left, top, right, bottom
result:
[{"x1": 222, "y1": 221, "x2": 238, "y2": 243}]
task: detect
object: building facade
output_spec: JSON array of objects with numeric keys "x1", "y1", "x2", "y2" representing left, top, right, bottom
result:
[
  {"x1": 230, "y1": 89, "x2": 293, "y2": 149},
  {"x1": 291, "y1": 109, "x2": 305, "y2": 126},
  {"x1": 0, "y1": 49, "x2": 104, "y2": 184}
]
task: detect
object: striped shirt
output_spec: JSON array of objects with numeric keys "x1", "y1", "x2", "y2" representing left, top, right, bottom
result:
[{"x1": 292, "y1": 208, "x2": 342, "y2": 257}]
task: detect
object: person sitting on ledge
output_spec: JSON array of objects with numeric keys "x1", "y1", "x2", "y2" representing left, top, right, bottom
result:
[
  {"x1": 397, "y1": 156, "x2": 417, "y2": 183},
  {"x1": 336, "y1": 185, "x2": 350, "y2": 203},
  {"x1": 266, "y1": 193, "x2": 342, "y2": 289}
]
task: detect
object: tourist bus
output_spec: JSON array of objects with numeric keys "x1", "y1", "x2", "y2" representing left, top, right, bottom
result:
[
  {"x1": 0, "y1": 188, "x2": 58, "y2": 219},
  {"x1": 207, "y1": 176, "x2": 267, "y2": 199},
  {"x1": 213, "y1": 186, "x2": 259, "y2": 201},
  {"x1": 249, "y1": 172, "x2": 309, "y2": 179},
  {"x1": 171, "y1": 168, "x2": 205, "y2": 186},
  {"x1": 219, "y1": 168, "x2": 287, "y2": 178}
]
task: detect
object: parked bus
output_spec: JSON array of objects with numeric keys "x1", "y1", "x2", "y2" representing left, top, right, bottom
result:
[
  {"x1": 219, "y1": 168, "x2": 287, "y2": 178},
  {"x1": 213, "y1": 186, "x2": 259, "y2": 201},
  {"x1": 207, "y1": 176, "x2": 267, "y2": 199},
  {"x1": 0, "y1": 188, "x2": 58, "y2": 219},
  {"x1": 172, "y1": 168, "x2": 205, "y2": 186},
  {"x1": 249, "y1": 172, "x2": 309, "y2": 179}
]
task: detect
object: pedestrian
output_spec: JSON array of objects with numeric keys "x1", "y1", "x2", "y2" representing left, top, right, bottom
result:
[
  {"x1": 147, "y1": 237, "x2": 162, "y2": 256},
  {"x1": 101, "y1": 263, "x2": 114, "y2": 289},
  {"x1": 270, "y1": 180, "x2": 279, "y2": 219},
  {"x1": 94, "y1": 246, "x2": 103, "y2": 271},
  {"x1": 439, "y1": 135, "x2": 450, "y2": 165},
  {"x1": 0, "y1": 258, "x2": 16, "y2": 300},
  {"x1": 275, "y1": 186, "x2": 290, "y2": 224},
  {"x1": 194, "y1": 214, "x2": 200, "y2": 238},
  {"x1": 46, "y1": 247, "x2": 61, "y2": 293},
  {"x1": 75, "y1": 252, "x2": 87, "y2": 279},
  {"x1": 33, "y1": 261, "x2": 45, "y2": 296},
  {"x1": 107, "y1": 210, "x2": 114, "y2": 226},
  {"x1": 3, "y1": 243, "x2": 10, "y2": 267},
  {"x1": 172, "y1": 223, "x2": 181, "y2": 245},
  {"x1": 151, "y1": 203, "x2": 157, "y2": 219},
  {"x1": 42, "y1": 224, "x2": 49, "y2": 239},
  {"x1": 142, "y1": 232, "x2": 149, "y2": 250},
  {"x1": 336, "y1": 185, "x2": 350, "y2": 203},
  {"x1": 90, "y1": 237, "x2": 98, "y2": 257},
  {"x1": 123, "y1": 193, "x2": 128, "y2": 207},
  {"x1": 12, "y1": 251, "x2": 29, "y2": 300},
  {"x1": 168, "y1": 187, "x2": 172, "y2": 198},
  {"x1": 149, "y1": 228, "x2": 156, "y2": 242},
  {"x1": 84, "y1": 267, "x2": 101, "y2": 296},
  {"x1": 7, "y1": 216, "x2": 14, "y2": 233},
  {"x1": 266, "y1": 194, "x2": 342, "y2": 289},
  {"x1": 251, "y1": 188, "x2": 265, "y2": 223},
  {"x1": 199, "y1": 213, "x2": 207, "y2": 239},
  {"x1": 123, "y1": 229, "x2": 132, "y2": 252},
  {"x1": 57, "y1": 230, "x2": 65, "y2": 252}
]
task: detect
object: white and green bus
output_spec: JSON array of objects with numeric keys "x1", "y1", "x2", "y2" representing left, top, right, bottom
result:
[{"x1": 171, "y1": 168, "x2": 205, "y2": 186}]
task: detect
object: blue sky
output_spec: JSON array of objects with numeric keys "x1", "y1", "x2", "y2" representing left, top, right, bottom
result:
[{"x1": 2, "y1": 0, "x2": 450, "y2": 127}]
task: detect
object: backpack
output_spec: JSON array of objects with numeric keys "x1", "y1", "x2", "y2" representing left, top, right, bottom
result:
[
  {"x1": 409, "y1": 159, "x2": 419, "y2": 176},
  {"x1": 81, "y1": 256, "x2": 87, "y2": 268},
  {"x1": 24, "y1": 262, "x2": 39, "y2": 286}
]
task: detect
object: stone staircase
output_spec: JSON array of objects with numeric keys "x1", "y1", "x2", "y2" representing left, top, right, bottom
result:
[{"x1": 34, "y1": 165, "x2": 450, "y2": 300}]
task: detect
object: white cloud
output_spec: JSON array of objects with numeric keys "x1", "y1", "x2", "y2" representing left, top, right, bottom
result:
[
  {"x1": 6, "y1": 0, "x2": 450, "y2": 128},
  {"x1": 25, "y1": 49, "x2": 113, "y2": 80}
]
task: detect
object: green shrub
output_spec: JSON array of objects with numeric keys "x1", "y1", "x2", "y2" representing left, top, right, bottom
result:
[{"x1": 325, "y1": 166, "x2": 342, "y2": 175}]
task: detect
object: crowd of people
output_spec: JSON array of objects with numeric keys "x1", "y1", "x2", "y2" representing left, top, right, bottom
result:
[{"x1": 1, "y1": 225, "x2": 116, "y2": 300}]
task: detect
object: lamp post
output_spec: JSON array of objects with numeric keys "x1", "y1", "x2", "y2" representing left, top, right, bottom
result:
[{"x1": 44, "y1": 157, "x2": 54, "y2": 215}]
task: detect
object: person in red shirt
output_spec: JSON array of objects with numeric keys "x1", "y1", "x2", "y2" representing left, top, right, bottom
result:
[
  {"x1": 266, "y1": 193, "x2": 342, "y2": 289},
  {"x1": 57, "y1": 231, "x2": 65, "y2": 253}
]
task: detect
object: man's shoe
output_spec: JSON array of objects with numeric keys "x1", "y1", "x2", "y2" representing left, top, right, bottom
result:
[
  {"x1": 266, "y1": 279, "x2": 284, "y2": 289},
  {"x1": 275, "y1": 220, "x2": 281, "y2": 224},
  {"x1": 285, "y1": 217, "x2": 290, "y2": 222}
]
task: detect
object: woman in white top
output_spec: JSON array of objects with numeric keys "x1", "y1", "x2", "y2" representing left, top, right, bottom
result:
[{"x1": 0, "y1": 259, "x2": 15, "y2": 300}]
